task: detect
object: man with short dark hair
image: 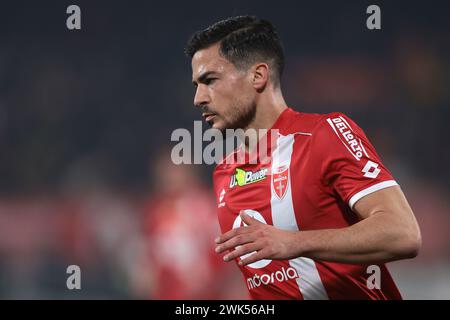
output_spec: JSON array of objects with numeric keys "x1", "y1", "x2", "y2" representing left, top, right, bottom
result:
[{"x1": 186, "y1": 15, "x2": 421, "y2": 299}]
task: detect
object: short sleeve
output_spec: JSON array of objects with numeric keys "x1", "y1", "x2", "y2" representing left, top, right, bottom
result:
[{"x1": 313, "y1": 112, "x2": 398, "y2": 209}]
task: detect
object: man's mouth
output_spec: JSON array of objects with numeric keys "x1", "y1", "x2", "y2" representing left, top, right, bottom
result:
[{"x1": 202, "y1": 113, "x2": 216, "y2": 122}]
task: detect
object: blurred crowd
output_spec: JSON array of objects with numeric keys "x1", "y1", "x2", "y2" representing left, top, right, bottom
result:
[{"x1": 0, "y1": 1, "x2": 449, "y2": 299}]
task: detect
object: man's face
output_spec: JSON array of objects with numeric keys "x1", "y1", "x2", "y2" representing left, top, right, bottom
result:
[{"x1": 191, "y1": 43, "x2": 256, "y2": 132}]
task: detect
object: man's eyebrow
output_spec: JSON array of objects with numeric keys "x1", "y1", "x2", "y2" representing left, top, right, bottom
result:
[{"x1": 192, "y1": 71, "x2": 217, "y2": 85}]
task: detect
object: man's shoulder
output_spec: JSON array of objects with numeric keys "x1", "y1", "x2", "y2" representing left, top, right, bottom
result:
[
  {"x1": 286, "y1": 109, "x2": 347, "y2": 133},
  {"x1": 212, "y1": 110, "x2": 355, "y2": 172}
]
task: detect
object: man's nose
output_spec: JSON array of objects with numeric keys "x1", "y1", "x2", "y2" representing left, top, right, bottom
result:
[{"x1": 194, "y1": 85, "x2": 210, "y2": 107}]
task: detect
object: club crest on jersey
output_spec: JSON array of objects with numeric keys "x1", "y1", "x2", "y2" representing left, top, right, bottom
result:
[
  {"x1": 272, "y1": 165, "x2": 289, "y2": 199},
  {"x1": 229, "y1": 168, "x2": 268, "y2": 188}
]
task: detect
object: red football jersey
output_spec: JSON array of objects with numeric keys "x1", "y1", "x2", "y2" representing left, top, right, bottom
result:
[{"x1": 213, "y1": 107, "x2": 402, "y2": 300}]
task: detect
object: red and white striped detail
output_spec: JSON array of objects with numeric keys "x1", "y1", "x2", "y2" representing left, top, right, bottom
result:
[{"x1": 270, "y1": 133, "x2": 329, "y2": 300}]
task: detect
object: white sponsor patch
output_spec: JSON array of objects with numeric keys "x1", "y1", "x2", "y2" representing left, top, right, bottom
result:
[{"x1": 326, "y1": 116, "x2": 367, "y2": 161}]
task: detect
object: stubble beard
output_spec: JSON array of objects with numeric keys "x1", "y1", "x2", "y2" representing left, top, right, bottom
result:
[{"x1": 221, "y1": 100, "x2": 257, "y2": 136}]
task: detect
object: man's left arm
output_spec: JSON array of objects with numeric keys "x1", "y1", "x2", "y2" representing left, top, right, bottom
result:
[{"x1": 215, "y1": 185, "x2": 421, "y2": 265}]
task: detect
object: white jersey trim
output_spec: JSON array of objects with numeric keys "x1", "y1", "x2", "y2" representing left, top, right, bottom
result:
[
  {"x1": 348, "y1": 180, "x2": 398, "y2": 209},
  {"x1": 270, "y1": 133, "x2": 329, "y2": 300}
]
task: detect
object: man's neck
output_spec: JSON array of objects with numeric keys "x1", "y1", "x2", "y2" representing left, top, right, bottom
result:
[
  {"x1": 242, "y1": 89, "x2": 288, "y2": 150},
  {"x1": 247, "y1": 87, "x2": 288, "y2": 130}
]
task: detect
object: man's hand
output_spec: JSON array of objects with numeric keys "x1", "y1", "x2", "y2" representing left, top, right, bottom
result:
[{"x1": 215, "y1": 211, "x2": 300, "y2": 266}]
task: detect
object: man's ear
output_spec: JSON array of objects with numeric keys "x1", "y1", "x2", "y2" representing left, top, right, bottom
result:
[{"x1": 252, "y1": 63, "x2": 269, "y2": 90}]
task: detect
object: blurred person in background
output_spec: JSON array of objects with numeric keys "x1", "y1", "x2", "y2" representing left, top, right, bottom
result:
[{"x1": 142, "y1": 147, "x2": 246, "y2": 299}]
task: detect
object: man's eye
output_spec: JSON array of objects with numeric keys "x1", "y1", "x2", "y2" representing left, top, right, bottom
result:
[{"x1": 205, "y1": 78, "x2": 217, "y2": 85}]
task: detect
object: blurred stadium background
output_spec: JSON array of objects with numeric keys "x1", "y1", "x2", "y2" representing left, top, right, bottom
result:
[{"x1": 0, "y1": 0, "x2": 449, "y2": 299}]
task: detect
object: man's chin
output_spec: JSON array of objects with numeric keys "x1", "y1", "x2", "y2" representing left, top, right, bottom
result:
[
  {"x1": 209, "y1": 120, "x2": 228, "y2": 135},
  {"x1": 208, "y1": 119, "x2": 223, "y2": 130},
  {"x1": 211, "y1": 122, "x2": 224, "y2": 132}
]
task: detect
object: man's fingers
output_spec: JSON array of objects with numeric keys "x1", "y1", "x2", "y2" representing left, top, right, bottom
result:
[
  {"x1": 215, "y1": 212, "x2": 264, "y2": 245},
  {"x1": 240, "y1": 211, "x2": 262, "y2": 226},
  {"x1": 215, "y1": 215, "x2": 259, "y2": 244},
  {"x1": 215, "y1": 226, "x2": 243, "y2": 244},
  {"x1": 223, "y1": 243, "x2": 261, "y2": 262},
  {"x1": 215, "y1": 233, "x2": 254, "y2": 253},
  {"x1": 239, "y1": 248, "x2": 271, "y2": 266}
]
